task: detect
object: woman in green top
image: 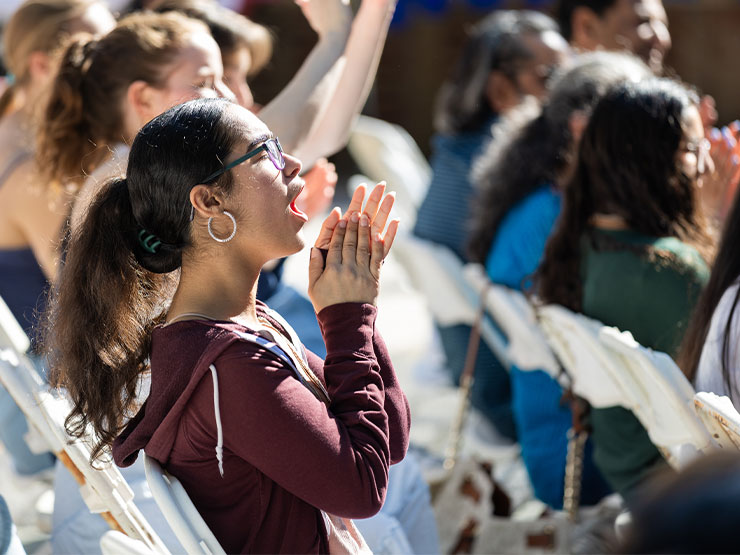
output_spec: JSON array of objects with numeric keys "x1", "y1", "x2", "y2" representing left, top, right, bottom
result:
[{"x1": 536, "y1": 78, "x2": 714, "y2": 501}]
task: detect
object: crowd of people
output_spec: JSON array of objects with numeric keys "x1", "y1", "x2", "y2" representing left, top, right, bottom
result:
[{"x1": 1, "y1": 0, "x2": 740, "y2": 553}]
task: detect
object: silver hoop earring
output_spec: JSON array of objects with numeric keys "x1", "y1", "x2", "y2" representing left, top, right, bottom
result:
[{"x1": 208, "y1": 210, "x2": 237, "y2": 243}]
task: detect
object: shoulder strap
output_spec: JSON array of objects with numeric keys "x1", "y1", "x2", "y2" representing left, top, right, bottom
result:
[{"x1": 0, "y1": 150, "x2": 31, "y2": 190}]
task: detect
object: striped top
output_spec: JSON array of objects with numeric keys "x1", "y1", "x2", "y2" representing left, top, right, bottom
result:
[{"x1": 413, "y1": 118, "x2": 495, "y2": 261}]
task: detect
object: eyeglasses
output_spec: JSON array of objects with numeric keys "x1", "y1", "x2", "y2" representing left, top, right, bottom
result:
[{"x1": 201, "y1": 137, "x2": 285, "y2": 183}]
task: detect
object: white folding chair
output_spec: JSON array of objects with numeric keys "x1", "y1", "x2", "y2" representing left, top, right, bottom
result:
[
  {"x1": 693, "y1": 391, "x2": 740, "y2": 450},
  {"x1": 391, "y1": 233, "x2": 508, "y2": 366},
  {"x1": 347, "y1": 115, "x2": 431, "y2": 225},
  {"x1": 143, "y1": 454, "x2": 226, "y2": 555},
  {"x1": 537, "y1": 304, "x2": 713, "y2": 468},
  {"x1": 463, "y1": 264, "x2": 560, "y2": 380},
  {"x1": 0, "y1": 295, "x2": 169, "y2": 553}
]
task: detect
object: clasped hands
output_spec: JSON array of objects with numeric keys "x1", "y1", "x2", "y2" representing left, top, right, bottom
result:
[{"x1": 308, "y1": 182, "x2": 399, "y2": 312}]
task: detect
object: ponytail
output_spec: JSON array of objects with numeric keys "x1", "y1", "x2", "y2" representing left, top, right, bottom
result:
[
  {"x1": 37, "y1": 36, "x2": 102, "y2": 188},
  {"x1": 45, "y1": 177, "x2": 173, "y2": 461}
]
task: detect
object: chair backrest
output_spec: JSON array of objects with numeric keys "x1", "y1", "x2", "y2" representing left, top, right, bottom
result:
[
  {"x1": 0, "y1": 294, "x2": 169, "y2": 553},
  {"x1": 143, "y1": 454, "x2": 226, "y2": 555},
  {"x1": 463, "y1": 264, "x2": 560, "y2": 380},
  {"x1": 392, "y1": 233, "x2": 508, "y2": 365},
  {"x1": 347, "y1": 115, "x2": 431, "y2": 225},
  {"x1": 537, "y1": 304, "x2": 713, "y2": 467},
  {"x1": 693, "y1": 391, "x2": 740, "y2": 451},
  {"x1": 0, "y1": 294, "x2": 30, "y2": 354}
]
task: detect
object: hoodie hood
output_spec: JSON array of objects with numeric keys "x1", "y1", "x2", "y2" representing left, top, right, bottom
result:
[{"x1": 112, "y1": 303, "x2": 285, "y2": 468}]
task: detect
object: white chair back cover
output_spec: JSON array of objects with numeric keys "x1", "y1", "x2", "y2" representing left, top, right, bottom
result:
[
  {"x1": 143, "y1": 454, "x2": 226, "y2": 555},
  {"x1": 463, "y1": 264, "x2": 560, "y2": 380},
  {"x1": 0, "y1": 293, "x2": 169, "y2": 553},
  {"x1": 693, "y1": 391, "x2": 740, "y2": 450},
  {"x1": 347, "y1": 115, "x2": 431, "y2": 225},
  {"x1": 392, "y1": 234, "x2": 508, "y2": 365},
  {"x1": 599, "y1": 327, "x2": 713, "y2": 465},
  {"x1": 538, "y1": 305, "x2": 712, "y2": 468}
]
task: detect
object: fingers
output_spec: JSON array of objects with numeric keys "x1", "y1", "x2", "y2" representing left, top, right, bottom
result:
[
  {"x1": 370, "y1": 229, "x2": 385, "y2": 279},
  {"x1": 326, "y1": 215, "x2": 346, "y2": 265},
  {"x1": 342, "y1": 212, "x2": 359, "y2": 263},
  {"x1": 383, "y1": 218, "x2": 400, "y2": 258},
  {"x1": 314, "y1": 207, "x2": 341, "y2": 249},
  {"x1": 307, "y1": 247, "x2": 324, "y2": 291},
  {"x1": 344, "y1": 183, "x2": 366, "y2": 217},
  {"x1": 371, "y1": 191, "x2": 395, "y2": 240},
  {"x1": 362, "y1": 182, "x2": 386, "y2": 222},
  {"x1": 356, "y1": 213, "x2": 371, "y2": 266}
]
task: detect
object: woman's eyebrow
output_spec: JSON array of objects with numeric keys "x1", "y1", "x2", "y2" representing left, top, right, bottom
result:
[{"x1": 246, "y1": 133, "x2": 273, "y2": 151}]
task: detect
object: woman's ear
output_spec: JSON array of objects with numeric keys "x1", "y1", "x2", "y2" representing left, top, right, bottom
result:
[
  {"x1": 569, "y1": 110, "x2": 589, "y2": 144},
  {"x1": 127, "y1": 80, "x2": 156, "y2": 123},
  {"x1": 27, "y1": 51, "x2": 51, "y2": 83},
  {"x1": 485, "y1": 71, "x2": 520, "y2": 115},
  {"x1": 190, "y1": 184, "x2": 224, "y2": 220},
  {"x1": 570, "y1": 6, "x2": 606, "y2": 51}
]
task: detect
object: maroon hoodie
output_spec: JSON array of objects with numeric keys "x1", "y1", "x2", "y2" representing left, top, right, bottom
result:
[{"x1": 112, "y1": 301, "x2": 410, "y2": 554}]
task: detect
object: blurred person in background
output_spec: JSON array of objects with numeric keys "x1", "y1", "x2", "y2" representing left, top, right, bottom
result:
[
  {"x1": 413, "y1": 9, "x2": 569, "y2": 441},
  {"x1": 622, "y1": 451, "x2": 740, "y2": 554},
  {"x1": 0, "y1": 0, "x2": 114, "y2": 478},
  {"x1": 536, "y1": 78, "x2": 716, "y2": 504},
  {"x1": 554, "y1": 0, "x2": 670, "y2": 74},
  {"x1": 468, "y1": 51, "x2": 651, "y2": 510}
]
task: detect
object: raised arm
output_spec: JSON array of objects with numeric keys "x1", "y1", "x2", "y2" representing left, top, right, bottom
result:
[
  {"x1": 292, "y1": 0, "x2": 397, "y2": 168},
  {"x1": 257, "y1": 0, "x2": 352, "y2": 152}
]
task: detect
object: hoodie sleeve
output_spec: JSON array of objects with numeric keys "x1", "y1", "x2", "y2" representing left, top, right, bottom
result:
[
  {"x1": 311, "y1": 302, "x2": 410, "y2": 464},
  {"x1": 205, "y1": 303, "x2": 391, "y2": 519}
]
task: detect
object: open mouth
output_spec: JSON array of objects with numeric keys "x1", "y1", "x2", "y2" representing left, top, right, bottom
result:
[{"x1": 289, "y1": 184, "x2": 308, "y2": 222}]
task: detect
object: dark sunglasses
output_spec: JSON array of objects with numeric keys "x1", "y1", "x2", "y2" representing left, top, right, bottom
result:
[{"x1": 201, "y1": 137, "x2": 285, "y2": 183}]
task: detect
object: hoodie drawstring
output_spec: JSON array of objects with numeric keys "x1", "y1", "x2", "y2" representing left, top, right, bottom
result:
[{"x1": 209, "y1": 364, "x2": 225, "y2": 477}]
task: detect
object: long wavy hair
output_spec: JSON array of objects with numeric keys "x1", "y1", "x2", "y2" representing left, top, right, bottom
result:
[
  {"x1": 536, "y1": 78, "x2": 712, "y2": 312},
  {"x1": 36, "y1": 11, "x2": 208, "y2": 188},
  {"x1": 434, "y1": 9, "x2": 559, "y2": 135},
  {"x1": 467, "y1": 51, "x2": 651, "y2": 264},
  {"x1": 679, "y1": 188, "x2": 740, "y2": 391},
  {"x1": 44, "y1": 99, "x2": 240, "y2": 461}
]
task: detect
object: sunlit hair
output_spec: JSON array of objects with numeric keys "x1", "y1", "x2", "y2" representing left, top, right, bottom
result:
[
  {"x1": 536, "y1": 78, "x2": 712, "y2": 312},
  {"x1": 36, "y1": 11, "x2": 209, "y2": 188},
  {"x1": 45, "y1": 99, "x2": 241, "y2": 461},
  {"x1": 467, "y1": 51, "x2": 651, "y2": 264},
  {"x1": 154, "y1": 0, "x2": 273, "y2": 77},
  {"x1": 434, "y1": 9, "x2": 560, "y2": 135},
  {"x1": 0, "y1": 0, "x2": 99, "y2": 117}
]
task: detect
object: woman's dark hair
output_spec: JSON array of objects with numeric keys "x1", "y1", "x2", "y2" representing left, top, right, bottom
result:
[
  {"x1": 536, "y1": 78, "x2": 710, "y2": 311},
  {"x1": 434, "y1": 9, "x2": 559, "y2": 135},
  {"x1": 36, "y1": 11, "x2": 208, "y2": 188},
  {"x1": 678, "y1": 188, "x2": 740, "y2": 390},
  {"x1": 45, "y1": 98, "x2": 241, "y2": 460},
  {"x1": 553, "y1": 0, "x2": 618, "y2": 41},
  {"x1": 467, "y1": 51, "x2": 650, "y2": 264},
  {"x1": 622, "y1": 451, "x2": 740, "y2": 553}
]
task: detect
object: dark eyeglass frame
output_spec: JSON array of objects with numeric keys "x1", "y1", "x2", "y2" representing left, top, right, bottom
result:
[{"x1": 201, "y1": 137, "x2": 285, "y2": 183}]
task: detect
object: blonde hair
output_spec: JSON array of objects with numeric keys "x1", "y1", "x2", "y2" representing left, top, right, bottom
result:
[
  {"x1": 36, "y1": 11, "x2": 209, "y2": 187},
  {"x1": 0, "y1": 0, "x2": 98, "y2": 116}
]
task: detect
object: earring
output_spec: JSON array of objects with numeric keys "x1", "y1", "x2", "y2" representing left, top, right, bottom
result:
[{"x1": 208, "y1": 210, "x2": 237, "y2": 243}]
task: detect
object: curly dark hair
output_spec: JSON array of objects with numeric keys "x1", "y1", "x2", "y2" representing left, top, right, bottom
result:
[
  {"x1": 467, "y1": 51, "x2": 651, "y2": 264},
  {"x1": 536, "y1": 78, "x2": 711, "y2": 311}
]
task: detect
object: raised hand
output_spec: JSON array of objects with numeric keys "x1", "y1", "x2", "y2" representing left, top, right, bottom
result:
[
  {"x1": 295, "y1": 0, "x2": 352, "y2": 41},
  {"x1": 308, "y1": 183, "x2": 399, "y2": 312},
  {"x1": 296, "y1": 158, "x2": 337, "y2": 219}
]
